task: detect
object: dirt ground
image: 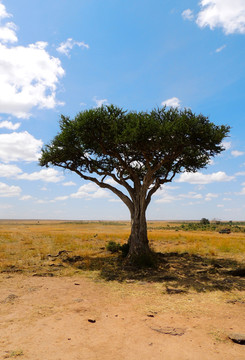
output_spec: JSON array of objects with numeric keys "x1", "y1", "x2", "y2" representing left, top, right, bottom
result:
[{"x1": 0, "y1": 274, "x2": 244, "y2": 360}]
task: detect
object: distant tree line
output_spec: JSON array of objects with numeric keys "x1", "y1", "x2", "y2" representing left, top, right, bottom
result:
[{"x1": 148, "y1": 221, "x2": 245, "y2": 233}]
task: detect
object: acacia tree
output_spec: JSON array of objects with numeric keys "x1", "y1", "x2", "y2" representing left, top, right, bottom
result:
[{"x1": 40, "y1": 105, "x2": 229, "y2": 263}]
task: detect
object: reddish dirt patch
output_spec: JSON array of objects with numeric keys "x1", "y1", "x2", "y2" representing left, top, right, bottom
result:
[{"x1": 0, "y1": 274, "x2": 245, "y2": 360}]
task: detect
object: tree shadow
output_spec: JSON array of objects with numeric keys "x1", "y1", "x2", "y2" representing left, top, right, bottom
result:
[{"x1": 62, "y1": 251, "x2": 245, "y2": 293}]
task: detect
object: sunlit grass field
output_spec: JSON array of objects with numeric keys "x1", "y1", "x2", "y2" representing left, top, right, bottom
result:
[{"x1": 0, "y1": 220, "x2": 244, "y2": 276}]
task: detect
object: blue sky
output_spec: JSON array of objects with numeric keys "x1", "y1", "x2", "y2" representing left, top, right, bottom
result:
[{"x1": 0, "y1": 0, "x2": 245, "y2": 221}]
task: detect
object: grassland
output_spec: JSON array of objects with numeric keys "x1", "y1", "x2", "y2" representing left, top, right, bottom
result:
[
  {"x1": 0, "y1": 220, "x2": 244, "y2": 292},
  {"x1": 1, "y1": 220, "x2": 245, "y2": 359}
]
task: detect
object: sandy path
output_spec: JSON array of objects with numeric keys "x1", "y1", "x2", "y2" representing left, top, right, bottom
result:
[{"x1": 0, "y1": 274, "x2": 244, "y2": 360}]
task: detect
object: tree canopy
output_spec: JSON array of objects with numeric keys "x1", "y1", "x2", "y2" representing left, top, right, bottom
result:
[{"x1": 40, "y1": 105, "x2": 230, "y2": 264}]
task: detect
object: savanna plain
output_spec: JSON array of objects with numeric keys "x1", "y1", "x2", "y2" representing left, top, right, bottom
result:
[{"x1": 0, "y1": 220, "x2": 245, "y2": 360}]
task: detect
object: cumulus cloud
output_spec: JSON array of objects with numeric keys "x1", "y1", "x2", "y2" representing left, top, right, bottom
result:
[
  {"x1": 0, "y1": 2, "x2": 65, "y2": 118},
  {"x1": 20, "y1": 195, "x2": 33, "y2": 201},
  {"x1": 0, "y1": 2, "x2": 18, "y2": 43},
  {"x1": 0, "y1": 2, "x2": 11, "y2": 19},
  {"x1": 0, "y1": 131, "x2": 43, "y2": 162},
  {"x1": 0, "y1": 42, "x2": 65, "y2": 118},
  {"x1": 62, "y1": 181, "x2": 76, "y2": 186},
  {"x1": 176, "y1": 171, "x2": 235, "y2": 184},
  {"x1": 57, "y1": 38, "x2": 89, "y2": 57},
  {"x1": 222, "y1": 141, "x2": 232, "y2": 150},
  {"x1": 205, "y1": 192, "x2": 218, "y2": 201},
  {"x1": 0, "y1": 21, "x2": 18, "y2": 43},
  {"x1": 0, "y1": 120, "x2": 20, "y2": 130},
  {"x1": 93, "y1": 97, "x2": 108, "y2": 108},
  {"x1": 196, "y1": 0, "x2": 245, "y2": 34},
  {"x1": 155, "y1": 190, "x2": 202, "y2": 204},
  {"x1": 155, "y1": 191, "x2": 177, "y2": 204},
  {"x1": 231, "y1": 150, "x2": 244, "y2": 157},
  {"x1": 0, "y1": 163, "x2": 22, "y2": 177},
  {"x1": 18, "y1": 168, "x2": 64, "y2": 183},
  {"x1": 208, "y1": 159, "x2": 215, "y2": 165},
  {"x1": 182, "y1": 9, "x2": 194, "y2": 21},
  {"x1": 0, "y1": 181, "x2": 21, "y2": 197},
  {"x1": 35, "y1": 199, "x2": 55, "y2": 204},
  {"x1": 182, "y1": 192, "x2": 202, "y2": 199},
  {"x1": 71, "y1": 182, "x2": 110, "y2": 200},
  {"x1": 0, "y1": 162, "x2": 64, "y2": 183},
  {"x1": 55, "y1": 195, "x2": 69, "y2": 201},
  {"x1": 105, "y1": 178, "x2": 118, "y2": 186},
  {"x1": 161, "y1": 97, "x2": 181, "y2": 108}
]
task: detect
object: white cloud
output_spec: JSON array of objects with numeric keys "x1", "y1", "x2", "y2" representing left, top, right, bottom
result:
[
  {"x1": 231, "y1": 150, "x2": 244, "y2": 157},
  {"x1": 0, "y1": 2, "x2": 11, "y2": 19},
  {"x1": 0, "y1": 41, "x2": 65, "y2": 118},
  {"x1": 161, "y1": 97, "x2": 181, "y2": 108},
  {"x1": 0, "y1": 181, "x2": 21, "y2": 197},
  {"x1": 236, "y1": 171, "x2": 245, "y2": 176},
  {"x1": 0, "y1": 163, "x2": 64, "y2": 184},
  {"x1": 205, "y1": 192, "x2": 218, "y2": 201},
  {"x1": 63, "y1": 181, "x2": 76, "y2": 186},
  {"x1": 179, "y1": 192, "x2": 203, "y2": 200},
  {"x1": 159, "y1": 184, "x2": 179, "y2": 190},
  {"x1": 93, "y1": 97, "x2": 108, "y2": 108},
  {"x1": 223, "y1": 197, "x2": 232, "y2": 201},
  {"x1": 55, "y1": 195, "x2": 69, "y2": 201},
  {"x1": 0, "y1": 163, "x2": 22, "y2": 177},
  {"x1": 0, "y1": 3, "x2": 65, "y2": 118},
  {"x1": 217, "y1": 204, "x2": 224, "y2": 208},
  {"x1": 215, "y1": 44, "x2": 226, "y2": 53},
  {"x1": 20, "y1": 195, "x2": 33, "y2": 201},
  {"x1": 18, "y1": 168, "x2": 64, "y2": 183},
  {"x1": 222, "y1": 141, "x2": 232, "y2": 150},
  {"x1": 105, "y1": 178, "x2": 118, "y2": 186},
  {"x1": 0, "y1": 21, "x2": 18, "y2": 43},
  {"x1": 196, "y1": 0, "x2": 245, "y2": 34},
  {"x1": 108, "y1": 198, "x2": 121, "y2": 202},
  {"x1": 155, "y1": 192, "x2": 177, "y2": 204},
  {"x1": 0, "y1": 131, "x2": 43, "y2": 162},
  {"x1": 182, "y1": 9, "x2": 194, "y2": 21},
  {"x1": 36, "y1": 199, "x2": 54, "y2": 204},
  {"x1": 176, "y1": 171, "x2": 235, "y2": 184},
  {"x1": 57, "y1": 38, "x2": 89, "y2": 57},
  {"x1": 240, "y1": 188, "x2": 245, "y2": 195},
  {"x1": 0, "y1": 120, "x2": 21, "y2": 130},
  {"x1": 155, "y1": 190, "x2": 202, "y2": 204},
  {"x1": 71, "y1": 182, "x2": 110, "y2": 199},
  {"x1": 0, "y1": 3, "x2": 17, "y2": 44}
]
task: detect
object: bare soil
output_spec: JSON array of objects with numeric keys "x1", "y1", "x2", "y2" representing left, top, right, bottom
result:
[{"x1": 1, "y1": 274, "x2": 245, "y2": 360}]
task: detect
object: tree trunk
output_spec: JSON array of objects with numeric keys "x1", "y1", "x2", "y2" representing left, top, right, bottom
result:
[{"x1": 127, "y1": 196, "x2": 152, "y2": 265}]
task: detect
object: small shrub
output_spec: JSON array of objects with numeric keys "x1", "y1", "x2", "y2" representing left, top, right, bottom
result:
[
  {"x1": 200, "y1": 218, "x2": 210, "y2": 225},
  {"x1": 106, "y1": 241, "x2": 121, "y2": 253}
]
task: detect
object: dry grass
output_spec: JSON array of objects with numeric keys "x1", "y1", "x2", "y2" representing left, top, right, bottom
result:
[
  {"x1": 0, "y1": 220, "x2": 244, "y2": 289},
  {"x1": 148, "y1": 229, "x2": 245, "y2": 261},
  {"x1": 0, "y1": 220, "x2": 130, "y2": 275}
]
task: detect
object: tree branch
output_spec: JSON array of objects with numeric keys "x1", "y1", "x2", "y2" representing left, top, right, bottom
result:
[{"x1": 55, "y1": 163, "x2": 134, "y2": 212}]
